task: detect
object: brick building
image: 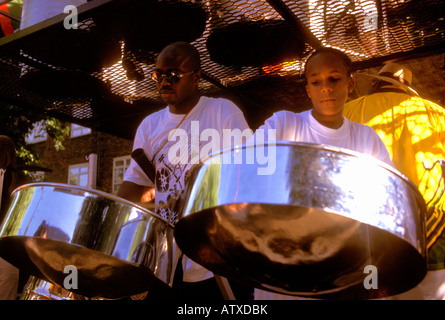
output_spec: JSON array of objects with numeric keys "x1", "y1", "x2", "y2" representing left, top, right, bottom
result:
[{"x1": 27, "y1": 123, "x2": 134, "y2": 196}]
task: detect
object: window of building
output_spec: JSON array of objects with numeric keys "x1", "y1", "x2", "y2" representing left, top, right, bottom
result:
[
  {"x1": 112, "y1": 155, "x2": 131, "y2": 193},
  {"x1": 28, "y1": 171, "x2": 46, "y2": 182},
  {"x1": 68, "y1": 163, "x2": 89, "y2": 187},
  {"x1": 70, "y1": 123, "x2": 91, "y2": 138},
  {"x1": 25, "y1": 121, "x2": 47, "y2": 144}
]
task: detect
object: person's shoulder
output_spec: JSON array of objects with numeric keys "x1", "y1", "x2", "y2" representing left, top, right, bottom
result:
[
  {"x1": 261, "y1": 110, "x2": 303, "y2": 130},
  {"x1": 267, "y1": 109, "x2": 308, "y2": 126},
  {"x1": 347, "y1": 119, "x2": 381, "y2": 138},
  {"x1": 203, "y1": 96, "x2": 241, "y2": 111},
  {"x1": 347, "y1": 118, "x2": 370, "y2": 129},
  {"x1": 344, "y1": 96, "x2": 367, "y2": 109},
  {"x1": 140, "y1": 107, "x2": 168, "y2": 125},
  {"x1": 412, "y1": 96, "x2": 445, "y2": 112},
  {"x1": 148, "y1": 106, "x2": 169, "y2": 118},
  {"x1": 273, "y1": 109, "x2": 301, "y2": 120}
]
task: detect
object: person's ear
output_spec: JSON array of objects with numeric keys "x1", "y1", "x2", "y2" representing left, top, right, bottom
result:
[
  {"x1": 194, "y1": 69, "x2": 202, "y2": 83},
  {"x1": 305, "y1": 84, "x2": 311, "y2": 98},
  {"x1": 348, "y1": 76, "x2": 354, "y2": 94}
]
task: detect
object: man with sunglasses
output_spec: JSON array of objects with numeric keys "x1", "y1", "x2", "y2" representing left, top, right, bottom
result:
[{"x1": 118, "y1": 42, "x2": 251, "y2": 300}]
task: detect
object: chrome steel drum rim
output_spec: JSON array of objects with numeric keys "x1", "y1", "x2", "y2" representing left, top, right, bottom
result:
[
  {"x1": 0, "y1": 183, "x2": 177, "y2": 299},
  {"x1": 6, "y1": 182, "x2": 173, "y2": 226},
  {"x1": 199, "y1": 141, "x2": 419, "y2": 191},
  {"x1": 175, "y1": 141, "x2": 427, "y2": 299}
]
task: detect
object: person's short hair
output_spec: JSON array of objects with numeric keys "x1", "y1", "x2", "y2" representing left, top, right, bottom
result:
[
  {"x1": 158, "y1": 41, "x2": 201, "y2": 71},
  {"x1": 303, "y1": 47, "x2": 352, "y2": 78}
]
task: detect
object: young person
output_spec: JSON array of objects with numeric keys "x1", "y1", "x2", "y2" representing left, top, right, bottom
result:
[
  {"x1": 254, "y1": 47, "x2": 392, "y2": 167},
  {"x1": 253, "y1": 47, "x2": 393, "y2": 300}
]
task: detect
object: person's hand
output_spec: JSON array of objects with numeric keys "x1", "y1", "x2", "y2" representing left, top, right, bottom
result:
[{"x1": 141, "y1": 187, "x2": 155, "y2": 203}]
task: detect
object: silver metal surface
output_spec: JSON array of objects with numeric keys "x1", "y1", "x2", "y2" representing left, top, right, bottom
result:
[
  {"x1": 20, "y1": 276, "x2": 87, "y2": 300},
  {"x1": 174, "y1": 141, "x2": 427, "y2": 299},
  {"x1": 0, "y1": 183, "x2": 178, "y2": 299}
]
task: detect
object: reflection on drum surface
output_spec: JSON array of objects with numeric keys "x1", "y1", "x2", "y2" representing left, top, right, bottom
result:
[
  {"x1": 175, "y1": 142, "x2": 427, "y2": 299},
  {"x1": 0, "y1": 183, "x2": 178, "y2": 299}
]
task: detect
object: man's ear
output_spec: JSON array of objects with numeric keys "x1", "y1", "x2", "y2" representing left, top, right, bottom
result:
[{"x1": 194, "y1": 69, "x2": 202, "y2": 83}]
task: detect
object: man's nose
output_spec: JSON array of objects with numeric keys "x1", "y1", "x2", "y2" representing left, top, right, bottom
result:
[{"x1": 159, "y1": 75, "x2": 172, "y2": 85}]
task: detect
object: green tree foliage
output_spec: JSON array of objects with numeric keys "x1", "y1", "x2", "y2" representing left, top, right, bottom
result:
[{"x1": 0, "y1": 103, "x2": 70, "y2": 166}]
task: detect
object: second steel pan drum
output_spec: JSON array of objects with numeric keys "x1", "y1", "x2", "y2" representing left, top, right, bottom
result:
[
  {"x1": 174, "y1": 142, "x2": 427, "y2": 299},
  {"x1": 0, "y1": 183, "x2": 177, "y2": 299}
]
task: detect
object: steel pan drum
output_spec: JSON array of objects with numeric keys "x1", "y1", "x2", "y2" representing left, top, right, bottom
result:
[
  {"x1": 0, "y1": 183, "x2": 177, "y2": 299},
  {"x1": 20, "y1": 276, "x2": 87, "y2": 300},
  {"x1": 174, "y1": 142, "x2": 427, "y2": 299}
]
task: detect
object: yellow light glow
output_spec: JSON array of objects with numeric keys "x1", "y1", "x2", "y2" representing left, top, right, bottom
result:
[{"x1": 261, "y1": 60, "x2": 300, "y2": 74}]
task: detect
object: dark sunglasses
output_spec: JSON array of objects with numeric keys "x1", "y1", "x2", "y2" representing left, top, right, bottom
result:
[{"x1": 151, "y1": 70, "x2": 196, "y2": 84}]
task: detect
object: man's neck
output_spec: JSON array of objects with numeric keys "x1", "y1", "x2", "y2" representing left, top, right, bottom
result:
[{"x1": 169, "y1": 94, "x2": 201, "y2": 115}]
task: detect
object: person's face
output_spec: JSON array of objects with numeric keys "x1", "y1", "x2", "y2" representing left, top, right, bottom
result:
[
  {"x1": 154, "y1": 55, "x2": 200, "y2": 109},
  {"x1": 305, "y1": 53, "x2": 354, "y2": 119}
]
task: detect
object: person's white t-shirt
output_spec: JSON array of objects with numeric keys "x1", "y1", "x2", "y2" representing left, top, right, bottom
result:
[
  {"x1": 253, "y1": 109, "x2": 393, "y2": 300},
  {"x1": 256, "y1": 109, "x2": 393, "y2": 167},
  {"x1": 124, "y1": 96, "x2": 250, "y2": 282}
]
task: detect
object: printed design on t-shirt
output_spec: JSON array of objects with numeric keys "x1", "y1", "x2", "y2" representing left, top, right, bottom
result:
[
  {"x1": 156, "y1": 200, "x2": 169, "y2": 221},
  {"x1": 156, "y1": 167, "x2": 170, "y2": 192},
  {"x1": 153, "y1": 145, "x2": 190, "y2": 224}
]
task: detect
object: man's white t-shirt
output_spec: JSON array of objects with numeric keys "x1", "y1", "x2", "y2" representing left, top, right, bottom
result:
[
  {"x1": 254, "y1": 109, "x2": 393, "y2": 300},
  {"x1": 124, "y1": 96, "x2": 250, "y2": 282}
]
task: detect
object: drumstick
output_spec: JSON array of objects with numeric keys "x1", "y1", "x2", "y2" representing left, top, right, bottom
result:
[
  {"x1": 131, "y1": 148, "x2": 156, "y2": 182},
  {"x1": 215, "y1": 275, "x2": 236, "y2": 300},
  {"x1": 135, "y1": 202, "x2": 168, "y2": 210}
]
